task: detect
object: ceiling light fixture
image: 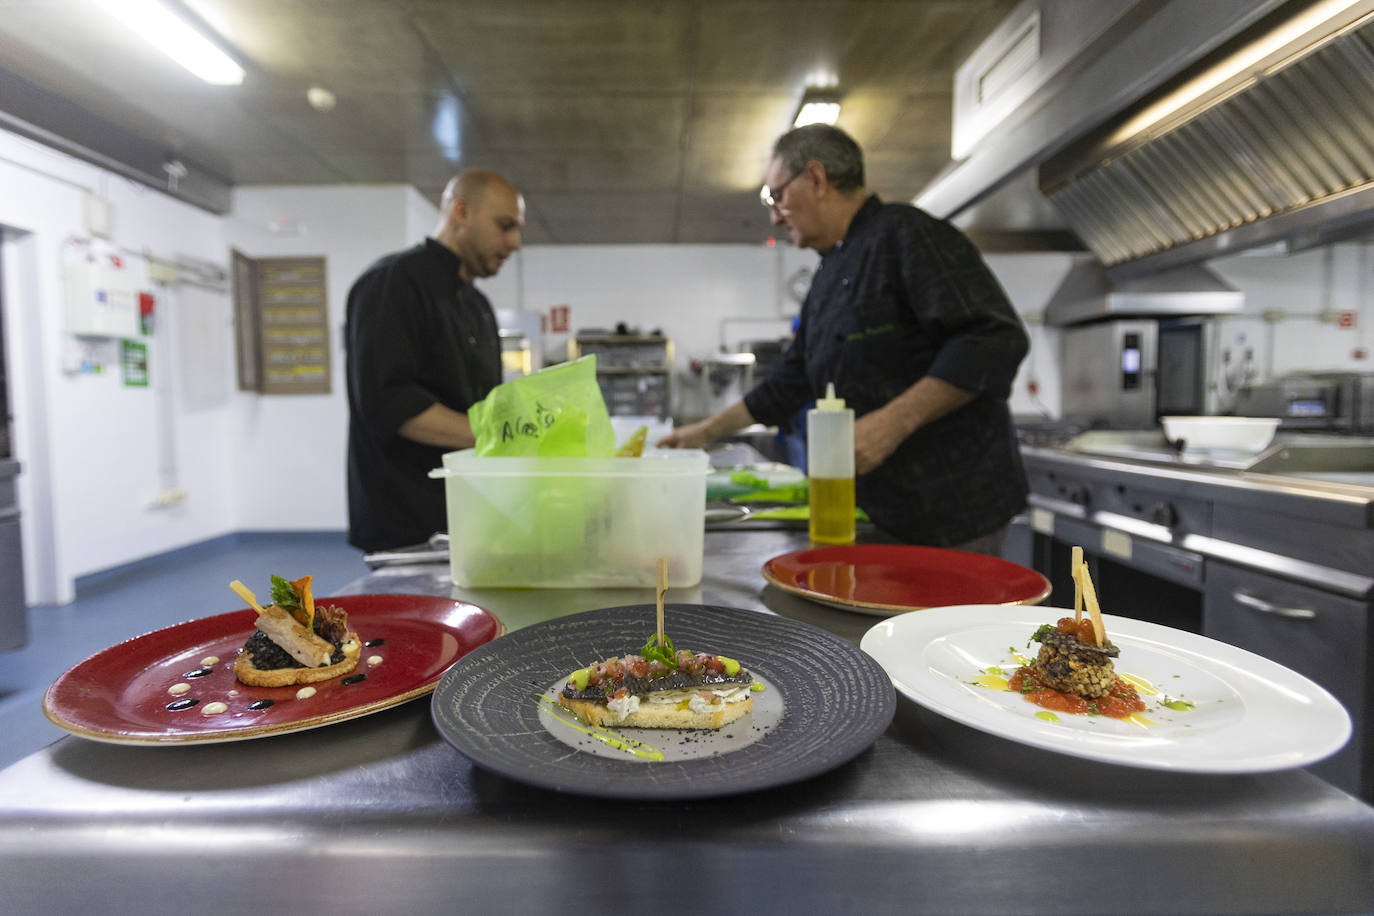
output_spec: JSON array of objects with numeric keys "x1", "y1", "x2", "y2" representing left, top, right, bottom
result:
[
  {"x1": 793, "y1": 88, "x2": 842, "y2": 127},
  {"x1": 92, "y1": 0, "x2": 245, "y2": 85},
  {"x1": 1107, "y1": 0, "x2": 1365, "y2": 144}
]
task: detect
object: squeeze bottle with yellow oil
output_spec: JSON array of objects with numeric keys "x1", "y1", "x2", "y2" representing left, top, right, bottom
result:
[{"x1": 806, "y1": 382, "x2": 856, "y2": 545}]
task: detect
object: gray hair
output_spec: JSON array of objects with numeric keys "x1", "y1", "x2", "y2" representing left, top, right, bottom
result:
[{"x1": 772, "y1": 124, "x2": 865, "y2": 191}]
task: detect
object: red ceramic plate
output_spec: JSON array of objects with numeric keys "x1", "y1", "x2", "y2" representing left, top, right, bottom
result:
[
  {"x1": 43, "y1": 594, "x2": 504, "y2": 745},
  {"x1": 762, "y1": 545, "x2": 1051, "y2": 616}
]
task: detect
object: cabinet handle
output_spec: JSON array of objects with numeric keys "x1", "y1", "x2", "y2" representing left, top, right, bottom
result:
[{"x1": 1232, "y1": 590, "x2": 1317, "y2": 621}]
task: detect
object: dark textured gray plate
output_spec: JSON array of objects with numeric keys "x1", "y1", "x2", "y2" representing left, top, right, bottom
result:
[{"x1": 430, "y1": 604, "x2": 895, "y2": 799}]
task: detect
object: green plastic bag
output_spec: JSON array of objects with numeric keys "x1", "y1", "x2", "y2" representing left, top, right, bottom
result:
[{"x1": 469, "y1": 356, "x2": 616, "y2": 457}]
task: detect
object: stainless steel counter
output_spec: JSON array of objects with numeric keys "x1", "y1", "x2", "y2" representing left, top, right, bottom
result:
[{"x1": 2, "y1": 529, "x2": 1373, "y2": 914}]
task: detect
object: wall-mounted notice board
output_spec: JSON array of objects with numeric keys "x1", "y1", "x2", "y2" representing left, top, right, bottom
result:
[{"x1": 232, "y1": 250, "x2": 331, "y2": 395}]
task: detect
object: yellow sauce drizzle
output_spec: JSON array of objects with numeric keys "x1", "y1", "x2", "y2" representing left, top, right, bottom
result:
[
  {"x1": 1034, "y1": 711, "x2": 1058, "y2": 722},
  {"x1": 1117, "y1": 672, "x2": 1158, "y2": 696},
  {"x1": 535, "y1": 695, "x2": 665, "y2": 761},
  {"x1": 1125, "y1": 713, "x2": 1158, "y2": 728},
  {"x1": 1010, "y1": 653, "x2": 1032, "y2": 667},
  {"x1": 973, "y1": 674, "x2": 1010, "y2": 691}
]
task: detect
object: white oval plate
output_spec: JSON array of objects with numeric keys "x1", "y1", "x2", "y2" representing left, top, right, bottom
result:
[{"x1": 860, "y1": 605, "x2": 1352, "y2": 773}]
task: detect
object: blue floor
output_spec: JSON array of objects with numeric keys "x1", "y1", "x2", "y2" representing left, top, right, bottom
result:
[{"x1": 0, "y1": 531, "x2": 370, "y2": 771}]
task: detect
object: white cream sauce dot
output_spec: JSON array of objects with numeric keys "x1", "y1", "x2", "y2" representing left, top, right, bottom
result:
[
  {"x1": 295, "y1": 686, "x2": 317, "y2": 700},
  {"x1": 228, "y1": 689, "x2": 239, "y2": 696},
  {"x1": 200, "y1": 656, "x2": 220, "y2": 666},
  {"x1": 201, "y1": 701, "x2": 228, "y2": 716},
  {"x1": 168, "y1": 683, "x2": 191, "y2": 696},
  {"x1": 367, "y1": 655, "x2": 383, "y2": 666}
]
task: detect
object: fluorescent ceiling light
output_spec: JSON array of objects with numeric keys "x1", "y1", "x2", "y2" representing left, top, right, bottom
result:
[
  {"x1": 792, "y1": 88, "x2": 842, "y2": 127},
  {"x1": 1108, "y1": 0, "x2": 1365, "y2": 144},
  {"x1": 92, "y1": 0, "x2": 245, "y2": 85},
  {"x1": 794, "y1": 101, "x2": 841, "y2": 127}
]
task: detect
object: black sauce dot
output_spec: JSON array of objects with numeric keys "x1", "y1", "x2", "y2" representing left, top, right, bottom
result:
[
  {"x1": 364, "y1": 638, "x2": 386, "y2": 647},
  {"x1": 182, "y1": 668, "x2": 212, "y2": 679},
  {"x1": 166, "y1": 698, "x2": 200, "y2": 711},
  {"x1": 341, "y1": 674, "x2": 367, "y2": 686},
  {"x1": 247, "y1": 699, "x2": 275, "y2": 711}
]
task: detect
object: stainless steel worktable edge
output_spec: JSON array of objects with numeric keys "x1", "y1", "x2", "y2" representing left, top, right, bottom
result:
[{"x1": 1, "y1": 529, "x2": 1371, "y2": 914}]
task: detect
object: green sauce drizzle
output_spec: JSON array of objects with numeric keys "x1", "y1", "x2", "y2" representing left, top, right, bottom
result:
[{"x1": 536, "y1": 694, "x2": 665, "y2": 761}]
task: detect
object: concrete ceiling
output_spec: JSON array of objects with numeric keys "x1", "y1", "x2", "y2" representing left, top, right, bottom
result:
[{"x1": 0, "y1": 0, "x2": 1018, "y2": 244}]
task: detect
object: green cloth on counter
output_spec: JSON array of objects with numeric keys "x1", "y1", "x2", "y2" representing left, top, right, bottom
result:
[{"x1": 732, "y1": 483, "x2": 811, "y2": 504}]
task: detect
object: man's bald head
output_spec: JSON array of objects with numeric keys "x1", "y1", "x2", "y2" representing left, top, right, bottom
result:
[
  {"x1": 433, "y1": 168, "x2": 525, "y2": 282},
  {"x1": 440, "y1": 169, "x2": 516, "y2": 213}
]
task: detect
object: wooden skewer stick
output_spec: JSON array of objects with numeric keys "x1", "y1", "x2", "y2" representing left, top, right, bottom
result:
[
  {"x1": 1074, "y1": 563, "x2": 1107, "y2": 647},
  {"x1": 229, "y1": 579, "x2": 267, "y2": 615},
  {"x1": 655, "y1": 557, "x2": 668, "y2": 647},
  {"x1": 1071, "y1": 546, "x2": 1083, "y2": 624}
]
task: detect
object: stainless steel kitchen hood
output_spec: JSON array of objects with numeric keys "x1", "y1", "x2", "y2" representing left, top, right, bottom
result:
[
  {"x1": 1043, "y1": 260, "x2": 1243, "y2": 326},
  {"x1": 1040, "y1": 2, "x2": 1374, "y2": 276}
]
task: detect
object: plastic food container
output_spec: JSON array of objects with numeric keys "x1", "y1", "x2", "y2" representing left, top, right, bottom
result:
[
  {"x1": 1160, "y1": 416, "x2": 1281, "y2": 452},
  {"x1": 432, "y1": 449, "x2": 709, "y2": 588}
]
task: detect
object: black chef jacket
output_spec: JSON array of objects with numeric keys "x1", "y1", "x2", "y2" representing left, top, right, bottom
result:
[
  {"x1": 744, "y1": 195, "x2": 1029, "y2": 547},
  {"x1": 345, "y1": 239, "x2": 502, "y2": 551}
]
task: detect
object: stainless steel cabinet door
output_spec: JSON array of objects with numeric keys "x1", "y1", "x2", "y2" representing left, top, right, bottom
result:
[{"x1": 1204, "y1": 559, "x2": 1369, "y2": 798}]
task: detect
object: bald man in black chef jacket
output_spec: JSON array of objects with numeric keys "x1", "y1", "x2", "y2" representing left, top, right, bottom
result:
[{"x1": 345, "y1": 169, "x2": 524, "y2": 552}]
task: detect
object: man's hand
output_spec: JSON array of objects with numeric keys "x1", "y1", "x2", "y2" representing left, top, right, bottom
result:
[
  {"x1": 854, "y1": 408, "x2": 909, "y2": 475},
  {"x1": 656, "y1": 400, "x2": 756, "y2": 450},
  {"x1": 657, "y1": 420, "x2": 714, "y2": 449},
  {"x1": 852, "y1": 377, "x2": 976, "y2": 475}
]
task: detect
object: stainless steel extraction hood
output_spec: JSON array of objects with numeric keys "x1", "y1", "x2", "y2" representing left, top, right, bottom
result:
[
  {"x1": 924, "y1": 1, "x2": 1374, "y2": 272},
  {"x1": 1041, "y1": 1, "x2": 1374, "y2": 276},
  {"x1": 1043, "y1": 260, "x2": 1243, "y2": 326}
]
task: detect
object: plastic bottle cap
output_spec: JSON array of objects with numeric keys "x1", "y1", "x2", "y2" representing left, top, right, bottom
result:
[{"x1": 816, "y1": 382, "x2": 846, "y2": 410}]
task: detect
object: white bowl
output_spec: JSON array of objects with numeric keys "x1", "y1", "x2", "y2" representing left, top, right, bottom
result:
[{"x1": 1160, "y1": 416, "x2": 1280, "y2": 452}]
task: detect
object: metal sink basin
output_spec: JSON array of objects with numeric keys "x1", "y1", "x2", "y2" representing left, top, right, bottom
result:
[
  {"x1": 1054, "y1": 430, "x2": 1374, "y2": 483},
  {"x1": 1247, "y1": 435, "x2": 1374, "y2": 484}
]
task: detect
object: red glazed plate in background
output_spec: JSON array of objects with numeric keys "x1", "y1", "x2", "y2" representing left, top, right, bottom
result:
[
  {"x1": 43, "y1": 594, "x2": 504, "y2": 745},
  {"x1": 762, "y1": 545, "x2": 1051, "y2": 616}
]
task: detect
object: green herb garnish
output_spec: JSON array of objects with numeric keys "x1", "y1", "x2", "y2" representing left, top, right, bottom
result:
[
  {"x1": 270, "y1": 575, "x2": 301, "y2": 610},
  {"x1": 640, "y1": 633, "x2": 678, "y2": 668}
]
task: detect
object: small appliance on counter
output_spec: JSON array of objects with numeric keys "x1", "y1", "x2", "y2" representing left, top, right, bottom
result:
[{"x1": 1233, "y1": 371, "x2": 1374, "y2": 433}]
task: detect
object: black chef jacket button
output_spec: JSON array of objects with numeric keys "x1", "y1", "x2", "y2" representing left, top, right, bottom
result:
[
  {"x1": 468, "y1": 336, "x2": 476, "y2": 344},
  {"x1": 842, "y1": 277, "x2": 849, "y2": 287}
]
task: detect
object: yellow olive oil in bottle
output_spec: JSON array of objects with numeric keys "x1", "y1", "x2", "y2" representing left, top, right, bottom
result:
[{"x1": 806, "y1": 383, "x2": 856, "y2": 545}]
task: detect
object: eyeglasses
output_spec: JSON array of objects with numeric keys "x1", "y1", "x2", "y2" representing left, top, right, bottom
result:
[{"x1": 759, "y1": 171, "x2": 801, "y2": 211}]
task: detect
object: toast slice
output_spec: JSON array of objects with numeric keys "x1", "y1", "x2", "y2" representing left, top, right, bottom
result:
[
  {"x1": 559, "y1": 692, "x2": 753, "y2": 730},
  {"x1": 233, "y1": 630, "x2": 361, "y2": 687}
]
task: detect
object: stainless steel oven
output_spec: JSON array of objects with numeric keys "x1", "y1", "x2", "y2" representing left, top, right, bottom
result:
[{"x1": 1060, "y1": 317, "x2": 1226, "y2": 428}]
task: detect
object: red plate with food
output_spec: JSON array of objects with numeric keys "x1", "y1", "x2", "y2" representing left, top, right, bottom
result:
[
  {"x1": 762, "y1": 544, "x2": 1051, "y2": 616},
  {"x1": 43, "y1": 593, "x2": 503, "y2": 745}
]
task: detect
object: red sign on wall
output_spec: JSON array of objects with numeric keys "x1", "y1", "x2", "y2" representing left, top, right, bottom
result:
[
  {"x1": 549, "y1": 305, "x2": 570, "y2": 333},
  {"x1": 1337, "y1": 310, "x2": 1357, "y2": 330}
]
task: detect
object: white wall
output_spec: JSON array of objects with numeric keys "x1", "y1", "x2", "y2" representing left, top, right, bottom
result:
[
  {"x1": 1211, "y1": 244, "x2": 1374, "y2": 380},
  {"x1": 226, "y1": 185, "x2": 430, "y2": 532},
  {"x1": 481, "y1": 243, "x2": 819, "y2": 418},
  {"x1": 0, "y1": 131, "x2": 234, "y2": 603},
  {"x1": 985, "y1": 253, "x2": 1076, "y2": 419}
]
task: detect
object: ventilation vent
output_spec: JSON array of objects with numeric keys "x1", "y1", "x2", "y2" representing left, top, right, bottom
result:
[{"x1": 1042, "y1": 12, "x2": 1374, "y2": 269}]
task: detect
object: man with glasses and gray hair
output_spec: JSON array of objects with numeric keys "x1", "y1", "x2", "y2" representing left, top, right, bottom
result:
[{"x1": 659, "y1": 124, "x2": 1029, "y2": 556}]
